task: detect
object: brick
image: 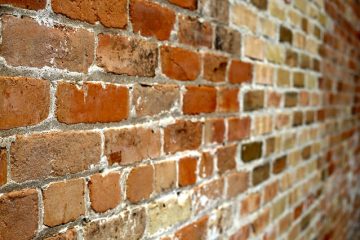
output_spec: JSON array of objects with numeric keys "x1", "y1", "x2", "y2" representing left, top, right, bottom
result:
[
  {"x1": 253, "y1": 163, "x2": 270, "y2": 185},
  {"x1": 0, "y1": 148, "x2": 6, "y2": 186},
  {"x1": 130, "y1": 0, "x2": 175, "y2": 40},
  {"x1": 253, "y1": 115, "x2": 272, "y2": 135},
  {"x1": 154, "y1": 160, "x2": 176, "y2": 193},
  {"x1": 126, "y1": 165, "x2": 153, "y2": 203},
  {"x1": 275, "y1": 113, "x2": 290, "y2": 129},
  {"x1": 203, "y1": 54, "x2": 228, "y2": 82},
  {"x1": 244, "y1": 36, "x2": 265, "y2": 60},
  {"x1": 183, "y1": 86, "x2": 217, "y2": 114},
  {"x1": 89, "y1": 172, "x2": 121, "y2": 213},
  {"x1": 285, "y1": 92, "x2": 298, "y2": 107},
  {"x1": 0, "y1": 189, "x2": 38, "y2": 240},
  {"x1": 11, "y1": 131, "x2": 100, "y2": 182},
  {"x1": 193, "y1": 179, "x2": 224, "y2": 213},
  {"x1": 0, "y1": 15, "x2": 94, "y2": 73},
  {"x1": 273, "y1": 155, "x2": 287, "y2": 174},
  {"x1": 215, "y1": 26, "x2": 241, "y2": 55},
  {"x1": 56, "y1": 82, "x2": 128, "y2": 124},
  {"x1": 104, "y1": 127, "x2": 160, "y2": 165},
  {"x1": 168, "y1": 0, "x2": 197, "y2": 10},
  {"x1": 244, "y1": 90, "x2": 265, "y2": 111},
  {"x1": 205, "y1": 119, "x2": 225, "y2": 144},
  {"x1": 280, "y1": 25, "x2": 293, "y2": 44},
  {"x1": 261, "y1": 18, "x2": 276, "y2": 38},
  {"x1": 226, "y1": 171, "x2": 249, "y2": 198},
  {"x1": 264, "y1": 181, "x2": 278, "y2": 203},
  {"x1": 271, "y1": 196, "x2": 286, "y2": 220},
  {"x1": 199, "y1": 152, "x2": 214, "y2": 178},
  {"x1": 255, "y1": 64, "x2": 274, "y2": 85},
  {"x1": 200, "y1": 0, "x2": 229, "y2": 23},
  {"x1": 251, "y1": 0, "x2": 267, "y2": 10},
  {"x1": 179, "y1": 157, "x2": 197, "y2": 187},
  {"x1": 293, "y1": 111, "x2": 303, "y2": 126},
  {"x1": 179, "y1": 15, "x2": 212, "y2": 48},
  {"x1": 269, "y1": 1, "x2": 285, "y2": 20},
  {"x1": 97, "y1": 34, "x2": 157, "y2": 77},
  {"x1": 43, "y1": 179, "x2": 85, "y2": 227},
  {"x1": 252, "y1": 208, "x2": 270, "y2": 234},
  {"x1": 52, "y1": 0, "x2": 127, "y2": 28},
  {"x1": 242, "y1": 141, "x2": 263, "y2": 162},
  {"x1": 160, "y1": 46, "x2": 201, "y2": 81},
  {"x1": 294, "y1": 72, "x2": 305, "y2": 88},
  {"x1": 277, "y1": 69, "x2": 291, "y2": 87},
  {"x1": 0, "y1": 76, "x2": 49, "y2": 130},
  {"x1": 217, "y1": 87, "x2": 239, "y2": 112},
  {"x1": 175, "y1": 216, "x2": 208, "y2": 240},
  {"x1": 232, "y1": 4, "x2": 257, "y2": 32},
  {"x1": 133, "y1": 84, "x2": 179, "y2": 117},
  {"x1": 164, "y1": 120, "x2": 202, "y2": 153},
  {"x1": 83, "y1": 207, "x2": 146, "y2": 240},
  {"x1": 217, "y1": 144, "x2": 237, "y2": 174},
  {"x1": 45, "y1": 229, "x2": 77, "y2": 240},
  {"x1": 241, "y1": 192, "x2": 261, "y2": 215},
  {"x1": 230, "y1": 225, "x2": 250, "y2": 240},
  {"x1": 147, "y1": 193, "x2": 191, "y2": 235},
  {"x1": 229, "y1": 60, "x2": 253, "y2": 84},
  {"x1": 265, "y1": 43, "x2": 284, "y2": 64},
  {"x1": 228, "y1": 117, "x2": 251, "y2": 142},
  {"x1": 0, "y1": 0, "x2": 46, "y2": 9}
]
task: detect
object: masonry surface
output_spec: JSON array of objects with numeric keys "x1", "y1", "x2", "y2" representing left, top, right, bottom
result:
[{"x1": 0, "y1": 0, "x2": 360, "y2": 239}]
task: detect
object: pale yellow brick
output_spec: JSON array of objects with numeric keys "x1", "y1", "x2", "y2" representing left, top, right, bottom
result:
[
  {"x1": 277, "y1": 69, "x2": 291, "y2": 87},
  {"x1": 232, "y1": 3, "x2": 258, "y2": 32},
  {"x1": 294, "y1": 0, "x2": 307, "y2": 13},
  {"x1": 255, "y1": 64, "x2": 274, "y2": 85},
  {"x1": 294, "y1": 32, "x2": 306, "y2": 49},
  {"x1": 288, "y1": 9, "x2": 302, "y2": 27},
  {"x1": 269, "y1": 0, "x2": 286, "y2": 20},
  {"x1": 261, "y1": 18, "x2": 277, "y2": 38},
  {"x1": 305, "y1": 38, "x2": 319, "y2": 55},
  {"x1": 307, "y1": 75, "x2": 317, "y2": 90},
  {"x1": 271, "y1": 196, "x2": 287, "y2": 220},
  {"x1": 266, "y1": 43, "x2": 285, "y2": 64},
  {"x1": 244, "y1": 35, "x2": 265, "y2": 60},
  {"x1": 253, "y1": 115, "x2": 273, "y2": 136},
  {"x1": 288, "y1": 150, "x2": 301, "y2": 167},
  {"x1": 283, "y1": 133, "x2": 296, "y2": 150}
]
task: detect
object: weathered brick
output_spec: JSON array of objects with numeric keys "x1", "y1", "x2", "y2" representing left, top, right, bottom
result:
[
  {"x1": 252, "y1": 208, "x2": 270, "y2": 234},
  {"x1": 0, "y1": 0, "x2": 46, "y2": 9},
  {"x1": 0, "y1": 148, "x2": 7, "y2": 186},
  {"x1": 175, "y1": 216, "x2": 208, "y2": 240},
  {"x1": 168, "y1": 0, "x2": 197, "y2": 10},
  {"x1": 227, "y1": 117, "x2": 251, "y2": 142},
  {"x1": 226, "y1": 171, "x2": 249, "y2": 198},
  {"x1": 271, "y1": 196, "x2": 286, "y2": 220},
  {"x1": 104, "y1": 127, "x2": 161, "y2": 165},
  {"x1": 56, "y1": 82, "x2": 129, "y2": 124},
  {"x1": 179, "y1": 15, "x2": 212, "y2": 48},
  {"x1": 0, "y1": 189, "x2": 38, "y2": 240},
  {"x1": 293, "y1": 111, "x2": 303, "y2": 126},
  {"x1": 83, "y1": 207, "x2": 146, "y2": 240},
  {"x1": 280, "y1": 25, "x2": 293, "y2": 44},
  {"x1": 277, "y1": 69, "x2": 291, "y2": 87},
  {"x1": 217, "y1": 87, "x2": 239, "y2": 113},
  {"x1": 264, "y1": 181, "x2": 278, "y2": 203},
  {"x1": 230, "y1": 225, "x2": 250, "y2": 240},
  {"x1": 229, "y1": 60, "x2": 253, "y2": 84},
  {"x1": 154, "y1": 160, "x2": 176, "y2": 193},
  {"x1": 0, "y1": 76, "x2": 49, "y2": 130},
  {"x1": 126, "y1": 165, "x2": 153, "y2": 203},
  {"x1": 244, "y1": 90, "x2": 265, "y2": 111},
  {"x1": 253, "y1": 163, "x2": 270, "y2": 185},
  {"x1": 164, "y1": 120, "x2": 202, "y2": 153},
  {"x1": 285, "y1": 92, "x2": 298, "y2": 107},
  {"x1": 161, "y1": 46, "x2": 201, "y2": 81},
  {"x1": 253, "y1": 115, "x2": 272, "y2": 135},
  {"x1": 241, "y1": 192, "x2": 261, "y2": 215},
  {"x1": 43, "y1": 179, "x2": 85, "y2": 227},
  {"x1": 215, "y1": 26, "x2": 241, "y2": 55},
  {"x1": 232, "y1": 3, "x2": 257, "y2": 32},
  {"x1": 89, "y1": 172, "x2": 121, "y2": 213},
  {"x1": 199, "y1": 152, "x2": 214, "y2": 178},
  {"x1": 294, "y1": 72, "x2": 305, "y2": 88},
  {"x1": 251, "y1": 0, "x2": 268, "y2": 10},
  {"x1": 11, "y1": 131, "x2": 101, "y2": 182},
  {"x1": 193, "y1": 179, "x2": 224, "y2": 213},
  {"x1": 244, "y1": 36, "x2": 265, "y2": 60},
  {"x1": 217, "y1": 144, "x2": 237, "y2": 174},
  {"x1": 130, "y1": 0, "x2": 175, "y2": 40},
  {"x1": 286, "y1": 49, "x2": 299, "y2": 67},
  {"x1": 273, "y1": 155, "x2": 287, "y2": 174},
  {"x1": 205, "y1": 119, "x2": 225, "y2": 144},
  {"x1": 52, "y1": 0, "x2": 127, "y2": 28},
  {"x1": 265, "y1": 43, "x2": 284, "y2": 64},
  {"x1": 133, "y1": 84, "x2": 179, "y2": 117},
  {"x1": 44, "y1": 229, "x2": 77, "y2": 240},
  {"x1": 183, "y1": 86, "x2": 217, "y2": 114},
  {"x1": 255, "y1": 64, "x2": 274, "y2": 85},
  {"x1": 0, "y1": 15, "x2": 94, "y2": 72},
  {"x1": 203, "y1": 53, "x2": 228, "y2": 82},
  {"x1": 179, "y1": 157, "x2": 197, "y2": 187},
  {"x1": 200, "y1": 0, "x2": 229, "y2": 23},
  {"x1": 97, "y1": 33, "x2": 157, "y2": 77},
  {"x1": 242, "y1": 141, "x2": 262, "y2": 162}
]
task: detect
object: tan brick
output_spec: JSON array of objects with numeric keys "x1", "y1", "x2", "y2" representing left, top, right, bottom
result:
[
  {"x1": 277, "y1": 69, "x2": 291, "y2": 87},
  {"x1": 265, "y1": 43, "x2": 284, "y2": 64},
  {"x1": 232, "y1": 3, "x2": 257, "y2": 32},
  {"x1": 179, "y1": 15, "x2": 212, "y2": 48},
  {"x1": 244, "y1": 36, "x2": 265, "y2": 60},
  {"x1": 269, "y1": 1, "x2": 285, "y2": 20},
  {"x1": 253, "y1": 115, "x2": 273, "y2": 135},
  {"x1": 217, "y1": 144, "x2": 237, "y2": 174},
  {"x1": 255, "y1": 64, "x2": 274, "y2": 85},
  {"x1": 226, "y1": 171, "x2": 249, "y2": 198},
  {"x1": 199, "y1": 152, "x2": 214, "y2": 178},
  {"x1": 200, "y1": 0, "x2": 229, "y2": 23},
  {"x1": 244, "y1": 90, "x2": 265, "y2": 111},
  {"x1": 205, "y1": 119, "x2": 225, "y2": 144},
  {"x1": 154, "y1": 160, "x2": 177, "y2": 193},
  {"x1": 241, "y1": 192, "x2": 261, "y2": 215},
  {"x1": 253, "y1": 163, "x2": 270, "y2": 185}
]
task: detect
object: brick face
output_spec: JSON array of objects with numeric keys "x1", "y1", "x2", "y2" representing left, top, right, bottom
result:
[
  {"x1": 0, "y1": 0, "x2": 46, "y2": 9},
  {"x1": 126, "y1": 165, "x2": 154, "y2": 203},
  {"x1": 183, "y1": 86, "x2": 217, "y2": 114},
  {"x1": 178, "y1": 15, "x2": 213, "y2": 48}
]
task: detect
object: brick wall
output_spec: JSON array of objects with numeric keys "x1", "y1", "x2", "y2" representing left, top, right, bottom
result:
[{"x1": 0, "y1": 0, "x2": 359, "y2": 239}]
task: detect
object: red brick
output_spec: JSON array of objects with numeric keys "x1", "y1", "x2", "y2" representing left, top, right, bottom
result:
[
  {"x1": 104, "y1": 127, "x2": 161, "y2": 165},
  {"x1": 10, "y1": 131, "x2": 101, "y2": 182},
  {"x1": 264, "y1": 181, "x2": 278, "y2": 203},
  {"x1": 89, "y1": 172, "x2": 121, "y2": 213},
  {"x1": 130, "y1": 0, "x2": 175, "y2": 40},
  {"x1": 183, "y1": 86, "x2": 217, "y2": 114},
  {"x1": 268, "y1": 91, "x2": 281, "y2": 107},
  {"x1": 193, "y1": 178, "x2": 224, "y2": 213},
  {"x1": 0, "y1": 15, "x2": 94, "y2": 73},
  {"x1": 0, "y1": 0, "x2": 45, "y2": 9},
  {"x1": 126, "y1": 165, "x2": 154, "y2": 203},
  {"x1": 175, "y1": 216, "x2": 208, "y2": 240},
  {"x1": 133, "y1": 84, "x2": 179, "y2": 117},
  {"x1": 226, "y1": 171, "x2": 249, "y2": 198},
  {"x1": 52, "y1": 0, "x2": 127, "y2": 28},
  {"x1": 43, "y1": 179, "x2": 85, "y2": 227},
  {"x1": 203, "y1": 54, "x2": 228, "y2": 82},
  {"x1": 204, "y1": 119, "x2": 225, "y2": 144},
  {"x1": 44, "y1": 229, "x2": 77, "y2": 240},
  {"x1": 97, "y1": 33, "x2": 157, "y2": 77},
  {"x1": 273, "y1": 155, "x2": 287, "y2": 174},
  {"x1": 0, "y1": 76, "x2": 49, "y2": 130},
  {"x1": 56, "y1": 82, "x2": 129, "y2": 124},
  {"x1": 154, "y1": 160, "x2": 177, "y2": 193},
  {"x1": 230, "y1": 225, "x2": 250, "y2": 240},
  {"x1": 0, "y1": 148, "x2": 6, "y2": 186},
  {"x1": 217, "y1": 144, "x2": 237, "y2": 174},
  {"x1": 178, "y1": 15, "x2": 212, "y2": 48},
  {"x1": 164, "y1": 120, "x2": 202, "y2": 153},
  {"x1": 217, "y1": 87, "x2": 239, "y2": 112},
  {"x1": 160, "y1": 46, "x2": 201, "y2": 81},
  {"x1": 168, "y1": 0, "x2": 197, "y2": 10},
  {"x1": 229, "y1": 60, "x2": 253, "y2": 84},
  {"x1": 252, "y1": 208, "x2": 270, "y2": 234},
  {"x1": 227, "y1": 117, "x2": 251, "y2": 142},
  {"x1": 179, "y1": 157, "x2": 197, "y2": 187},
  {"x1": 0, "y1": 189, "x2": 38, "y2": 240},
  {"x1": 199, "y1": 152, "x2": 214, "y2": 178}
]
